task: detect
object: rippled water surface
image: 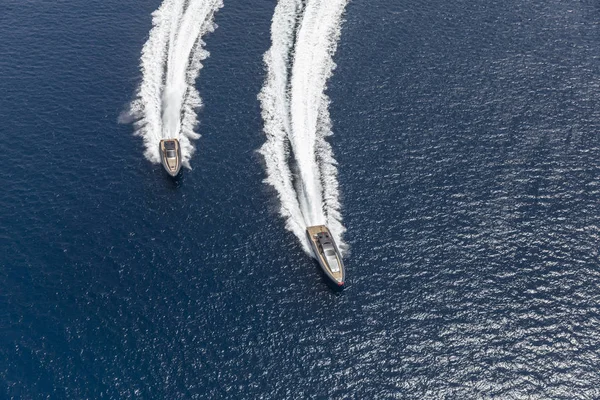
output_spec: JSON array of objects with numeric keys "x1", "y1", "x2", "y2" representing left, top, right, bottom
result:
[{"x1": 1, "y1": 0, "x2": 600, "y2": 398}]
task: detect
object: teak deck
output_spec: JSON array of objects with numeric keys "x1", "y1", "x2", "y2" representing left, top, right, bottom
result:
[
  {"x1": 159, "y1": 139, "x2": 181, "y2": 176},
  {"x1": 306, "y1": 225, "x2": 344, "y2": 284}
]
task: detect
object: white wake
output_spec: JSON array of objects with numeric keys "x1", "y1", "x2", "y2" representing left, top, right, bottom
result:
[
  {"x1": 259, "y1": 0, "x2": 348, "y2": 254},
  {"x1": 125, "y1": 0, "x2": 223, "y2": 168}
]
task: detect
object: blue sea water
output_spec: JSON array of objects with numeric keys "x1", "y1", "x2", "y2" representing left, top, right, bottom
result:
[{"x1": 1, "y1": 0, "x2": 600, "y2": 398}]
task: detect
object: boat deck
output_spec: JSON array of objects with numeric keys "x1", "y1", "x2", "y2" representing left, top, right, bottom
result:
[
  {"x1": 159, "y1": 139, "x2": 181, "y2": 176},
  {"x1": 306, "y1": 225, "x2": 344, "y2": 283}
]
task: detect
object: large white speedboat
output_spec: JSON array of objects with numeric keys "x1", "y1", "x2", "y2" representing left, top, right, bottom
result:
[{"x1": 306, "y1": 225, "x2": 345, "y2": 287}]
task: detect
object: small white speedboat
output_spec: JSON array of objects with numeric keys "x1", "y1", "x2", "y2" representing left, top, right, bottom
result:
[{"x1": 159, "y1": 139, "x2": 182, "y2": 177}]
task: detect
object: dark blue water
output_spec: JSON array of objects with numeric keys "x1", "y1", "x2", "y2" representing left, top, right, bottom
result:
[{"x1": 2, "y1": 0, "x2": 600, "y2": 398}]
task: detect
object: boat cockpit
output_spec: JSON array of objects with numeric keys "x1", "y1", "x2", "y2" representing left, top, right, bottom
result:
[{"x1": 317, "y1": 233, "x2": 341, "y2": 272}]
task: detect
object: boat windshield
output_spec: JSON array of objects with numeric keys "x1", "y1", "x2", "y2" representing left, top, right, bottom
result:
[
  {"x1": 324, "y1": 249, "x2": 340, "y2": 272},
  {"x1": 166, "y1": 150, "x2": 176, "y2": 158}
]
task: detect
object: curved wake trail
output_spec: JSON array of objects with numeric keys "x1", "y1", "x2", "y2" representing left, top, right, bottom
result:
[
  {"x1": 125, "y1": 0, "x2": 223, "y2": 167},
  {"x1": 259, "y1": 0, "x2": 348, "y2": 254}
]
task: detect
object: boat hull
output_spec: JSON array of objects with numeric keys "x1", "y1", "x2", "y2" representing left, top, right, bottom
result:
[
  {"x1": 306, "y1": 225, "x2": 345, "y2": 288},
  {"x1": 159, "y1": 139, "x2": 182, "y2": 177}
]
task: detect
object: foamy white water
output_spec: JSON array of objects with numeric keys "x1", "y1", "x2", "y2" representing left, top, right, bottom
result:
[
  {"x1": 259, "y1": 0, "x2": 348, "y2": 254},
  {"x1": 125, "y1": 0, "x2": 223, "y2": 168}
]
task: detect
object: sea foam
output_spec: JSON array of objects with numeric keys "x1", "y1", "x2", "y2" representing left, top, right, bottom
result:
[
  {"x1": 259, "y1": 0, "x2": 348, "y2": 254},
  {"x1": 125, "y1": 0, "x2": 223, "y2": 168}
]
